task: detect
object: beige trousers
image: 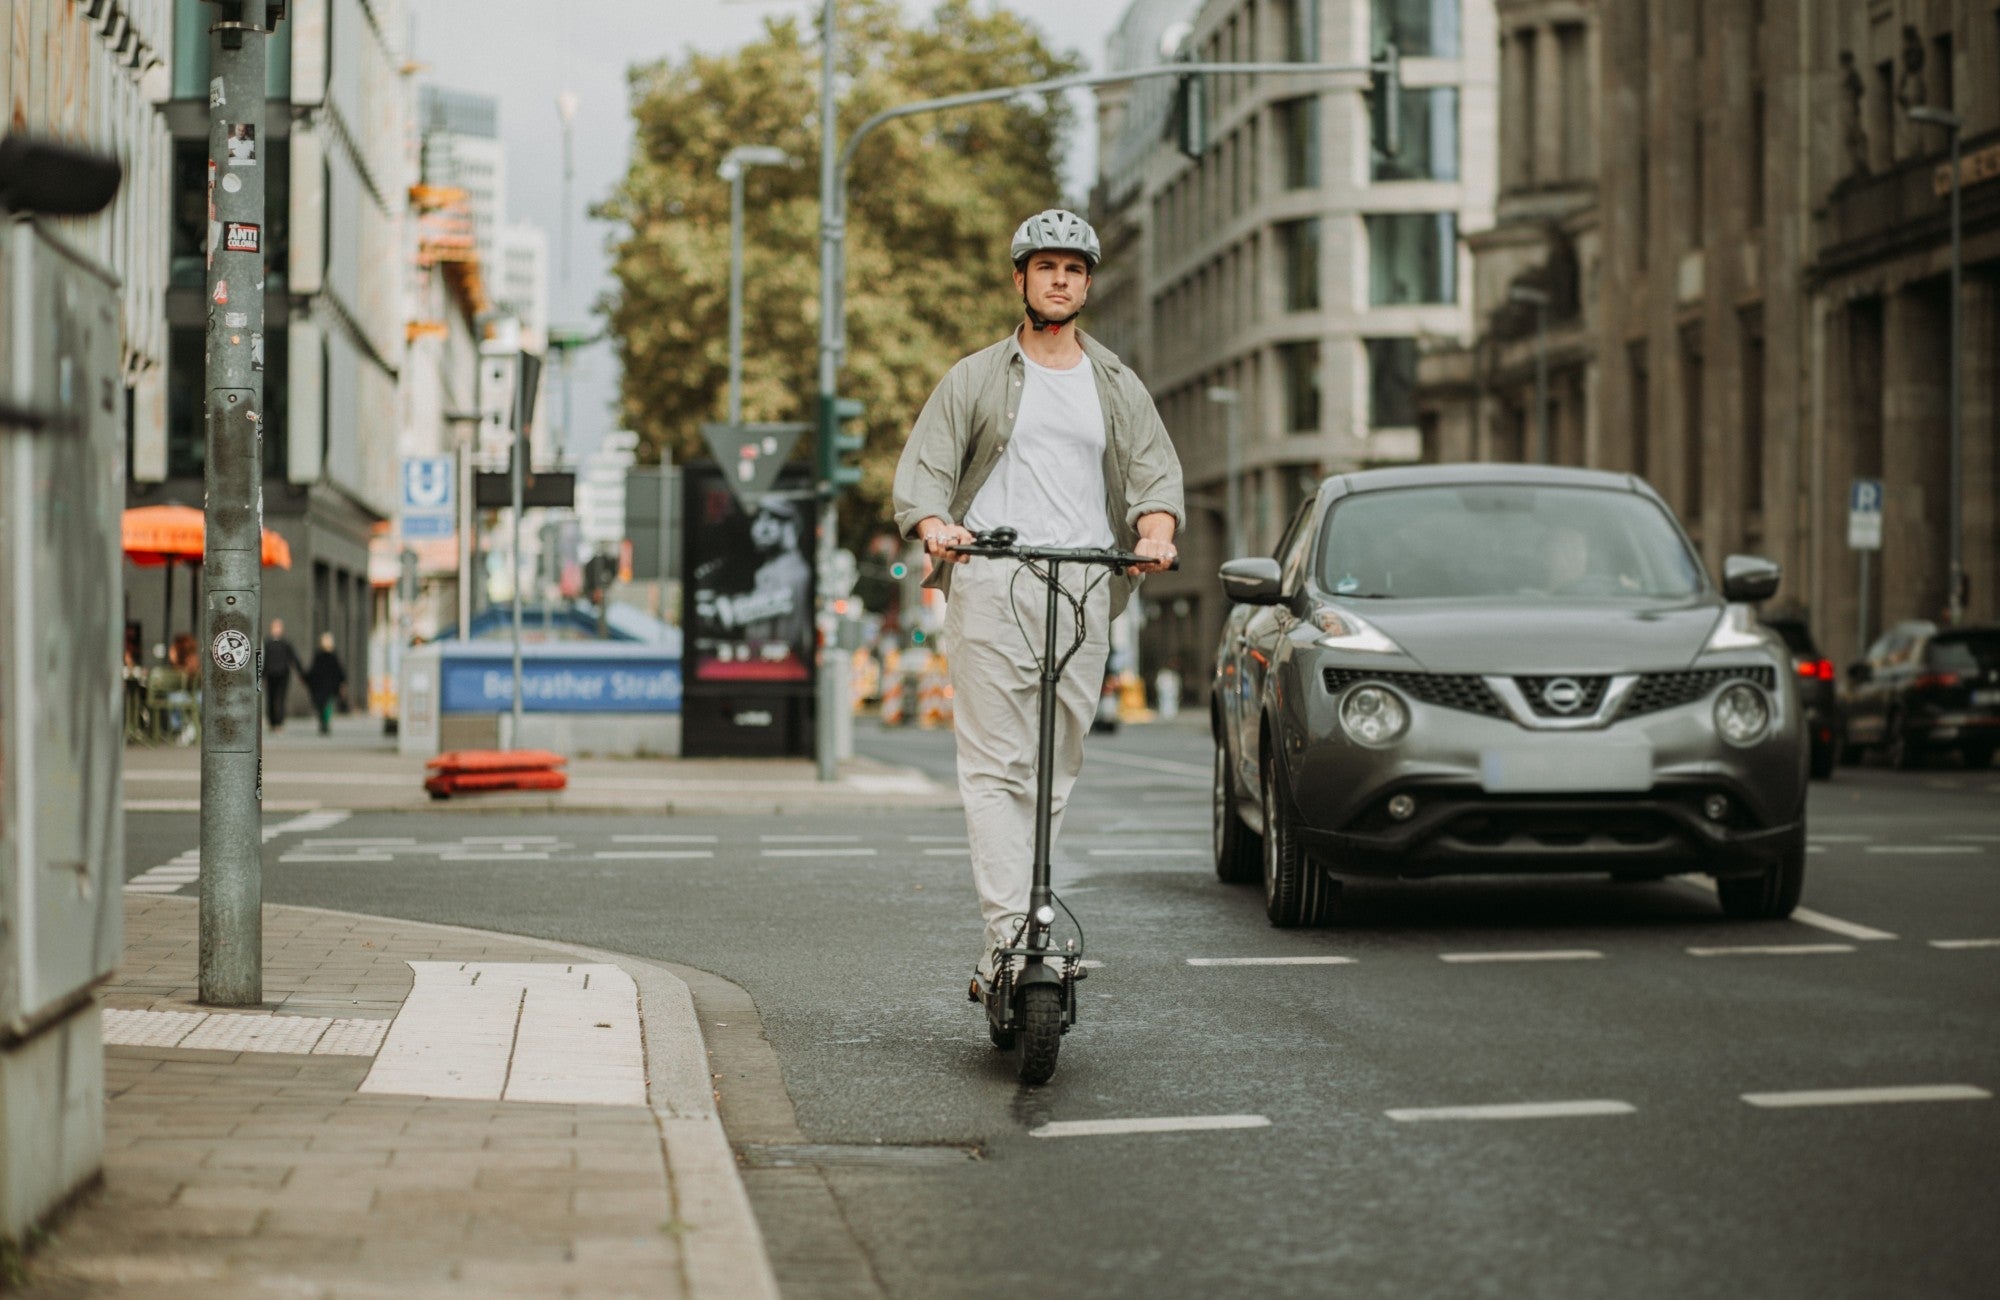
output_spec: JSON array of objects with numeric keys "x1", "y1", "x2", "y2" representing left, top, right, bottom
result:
[{"x1": 943, "y1": 558, "x2": 1111, "y2": 979}]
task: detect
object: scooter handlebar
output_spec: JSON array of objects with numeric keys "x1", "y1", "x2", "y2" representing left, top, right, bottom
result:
[{"x1": 949, "y1": 529, "x2": 1179, "y2": 571}]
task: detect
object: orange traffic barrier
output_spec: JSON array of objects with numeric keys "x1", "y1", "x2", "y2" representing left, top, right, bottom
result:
[
  {"x1": 881, "y1": 672, "x2": 906, "y2": 726},
  {"x1": 423, "y1": 749, "x2": 567, "y2": 800}
]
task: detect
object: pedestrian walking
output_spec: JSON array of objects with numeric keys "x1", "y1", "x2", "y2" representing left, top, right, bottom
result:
[
  {"x1": 892, "y1": 208, "x2": 1184, "y2": 999},
  {"x1": 262, "y1": 618, "x2": 301, "y2": 731},
  {"x1": 303, "y1": 631, "x2": 348, "y2": 736}
]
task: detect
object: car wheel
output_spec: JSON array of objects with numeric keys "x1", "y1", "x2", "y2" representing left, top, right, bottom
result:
[
  {"x1": 1213, "y1": 740, "x2": 1261, "y2": 884},
  {"x1": 1261, "y1": 741, "x2": 1336, "y2": 928},
  {"x1": 1716, "y1": 829, "x2": 1806, "y2": 921},
  {"x1": 1885, "y1": 715, "x2": 1922, "y2": 771},
  {"x1": 1963, "y1": 745, "x2": 1995, "y2": 771}
]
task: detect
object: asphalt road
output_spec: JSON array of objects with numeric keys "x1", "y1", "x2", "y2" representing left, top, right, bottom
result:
[{"x1": 124, "y1": 718, "x2": 2000, "y2": 1299}]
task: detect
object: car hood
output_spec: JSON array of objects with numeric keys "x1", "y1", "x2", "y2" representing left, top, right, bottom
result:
[{"x1": 1344, "y1": 599, "x2": 1727, "y2": 674}]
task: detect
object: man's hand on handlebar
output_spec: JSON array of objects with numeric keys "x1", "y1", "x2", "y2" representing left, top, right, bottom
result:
[
  {"x1": 1126, "y1": 535, "x2": 1177, "y2": 576},
  {"x1": 917, "y1": 518, "x2": 976, "y2": 565}
]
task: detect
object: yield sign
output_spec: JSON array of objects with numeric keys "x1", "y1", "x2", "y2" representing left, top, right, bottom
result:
[{"x1": 701, "y1": 422, "x2": 809, "y2": 513}]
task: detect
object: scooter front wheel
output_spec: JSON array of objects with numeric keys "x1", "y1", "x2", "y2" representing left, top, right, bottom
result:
[{"x1": 1017, "y1": 984, "x2": 1063, "y2": 1084}]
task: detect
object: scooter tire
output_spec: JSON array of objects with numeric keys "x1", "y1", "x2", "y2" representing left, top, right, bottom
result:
[{"x1": 1016, "y1": 984, "x2": 1063, "y2": 1085}]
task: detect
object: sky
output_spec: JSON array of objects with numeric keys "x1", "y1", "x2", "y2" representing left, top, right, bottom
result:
[{"x1": 410, "y1": 0, "x2": 1127, "y2": 463}]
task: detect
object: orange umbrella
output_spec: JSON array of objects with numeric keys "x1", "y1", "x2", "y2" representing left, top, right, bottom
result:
[{"x1": 122, "y1": 504, "x2": 291, "y2": 569}]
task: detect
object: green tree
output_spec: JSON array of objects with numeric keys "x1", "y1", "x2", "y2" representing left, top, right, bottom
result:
[{"x1": 598, "y1": 0, "x2": 1081, "y2": 537}]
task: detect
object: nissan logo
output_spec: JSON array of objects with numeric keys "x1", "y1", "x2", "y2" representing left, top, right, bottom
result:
[{"x1": 1542, "y1": 677, "x2": 1586, "y2": 714}]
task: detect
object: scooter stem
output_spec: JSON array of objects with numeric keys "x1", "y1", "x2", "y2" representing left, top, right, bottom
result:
[{"x1": 1028, "y1": 559, "x2": 1062, "y2": 950}]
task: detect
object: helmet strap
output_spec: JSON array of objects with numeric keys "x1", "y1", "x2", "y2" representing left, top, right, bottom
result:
[{"x1": 1021, "y1": 288, "x2": 1080, "y2": 335}]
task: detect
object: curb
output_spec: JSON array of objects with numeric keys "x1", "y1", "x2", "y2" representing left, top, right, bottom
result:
[{"x1": 246, "y1": 901, "x2": 781, "y2": 1300}]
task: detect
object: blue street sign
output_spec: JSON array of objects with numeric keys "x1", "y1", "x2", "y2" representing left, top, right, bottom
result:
[
  {"x1": 402, "y1": 456, "x2": 454, "y2": 512},
  {"x1": 402, "y1": 513, "x2": 455, "y2": 541}
]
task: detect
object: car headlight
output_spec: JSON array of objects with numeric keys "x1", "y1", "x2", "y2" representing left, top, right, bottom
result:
[
  {"x1": 1340, "y1": 684, "x2": 1410, "y2": 746},
  {"x1": 1712, "y1": 682, "x2": 1772, "y2": 746},
  {"x1": 1314, "y1": 608, "x2": 1401, "y2": 654}
]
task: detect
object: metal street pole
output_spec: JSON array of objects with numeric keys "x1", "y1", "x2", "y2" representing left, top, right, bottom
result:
[
  {"x1": 199, "y1": 0, "x2": 279, "y2": 1007},
  {"x1": 1207, "y1": 386, "x2": 1242, "y2": 558},
  {"x1": 815, "y1": 0, "x2": 841, "y2": 782},
  {"x1": 721, "y1": 146, "x2": 789, "y2": 428},
  {"x1": 510, "y1": 387, "x2": 525, "y2": 746},
  {"x1": 444, "y1": 411, "x2": 480, "y2": 640}
]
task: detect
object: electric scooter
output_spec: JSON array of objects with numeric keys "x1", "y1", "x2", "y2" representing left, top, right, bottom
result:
[{"x1": 950, "y1": 526, "x2": 1169, "y2": 1085}]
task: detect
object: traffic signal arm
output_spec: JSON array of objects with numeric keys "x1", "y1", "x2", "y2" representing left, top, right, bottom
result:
[{"x1": 818, "y1": 395, "x2": 865, "y2": 492}]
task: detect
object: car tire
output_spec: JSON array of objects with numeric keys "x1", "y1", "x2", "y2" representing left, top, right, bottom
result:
[
  {"x1": 1261, "y1": 741, "x2": 1336, "y2": 928},
  {"x1": 1213, "y1": 740, "x2": 1261, "y2": 884},
  {"x1": 1716, "y1": 830, "x2": 1806, "y2": 921},
  {"x1": 1885, "y1": 715, "x2": 1922, "y2": 771}
]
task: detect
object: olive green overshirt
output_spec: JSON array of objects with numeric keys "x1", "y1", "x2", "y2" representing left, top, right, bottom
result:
[{"x1": 891, "y1": 328, "x2": 1185, "y2": 618}]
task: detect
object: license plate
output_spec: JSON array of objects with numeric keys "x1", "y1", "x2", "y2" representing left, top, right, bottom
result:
[
  {"x1": 1974, "y1": 689, "x2": 2000, "y2": 706},
  {"x1": 1480, "y1": 743, "x2": 1653, "y2": 794}
]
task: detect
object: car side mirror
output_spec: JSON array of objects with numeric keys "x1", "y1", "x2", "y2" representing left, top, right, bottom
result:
[
  {"x1": 1847, "y1": 662, "x2": 1872, "y2": 684},
  {"x1": 1721, "y1": 554, "x2": 1781, "y2": 603},
  {"x1": 1219, "y1": 557, "x2": 1283, "y2": 605}
]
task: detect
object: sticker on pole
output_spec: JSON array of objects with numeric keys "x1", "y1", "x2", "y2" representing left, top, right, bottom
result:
[
  {"x1": 212, "y1": 629, "x2": 254, "y2": 673},
  {"x1": 225, "y1": 222, "x2": 261, "y2": 253}
]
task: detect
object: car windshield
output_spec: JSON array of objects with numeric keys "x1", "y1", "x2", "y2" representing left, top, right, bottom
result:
[
  {"x1": 1929, "y1": 633, "x2": 2000, "y2": 674},
  {"x1": 1316, "y1": 484, "x2": 1705, "y2": 601}
]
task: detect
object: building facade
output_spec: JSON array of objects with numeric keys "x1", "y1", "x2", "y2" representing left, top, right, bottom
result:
[
  {"x1": 1096, "y1": 0, "x2": 1499, "y2": 689},
  {"x1": 1421, "y1": 0, "x2": 1998, "y2": 670},
  {"x1": 130, "y1": 0, "x2": 409, "y2": 718}
]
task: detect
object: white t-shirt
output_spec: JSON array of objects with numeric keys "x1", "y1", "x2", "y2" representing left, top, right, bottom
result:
[{"x1": 962, "y1": 352, "x2": 1114, "y2": 548}]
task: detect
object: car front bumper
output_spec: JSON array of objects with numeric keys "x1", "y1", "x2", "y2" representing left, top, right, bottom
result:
[{"x1": 1284, "y1": 667, "x2": 1806, "y2": 878}]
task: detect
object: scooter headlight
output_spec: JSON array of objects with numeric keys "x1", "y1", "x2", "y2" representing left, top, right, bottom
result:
[
  {"x1": 1712, "y1": 683, "x2": 1772, "y2": 747},
  {"x1": 1340, "y1": 685, "x2": 1409, "y2": 747}
]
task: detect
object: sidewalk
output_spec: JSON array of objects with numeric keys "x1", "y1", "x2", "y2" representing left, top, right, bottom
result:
[
  {"x1": 16, "y1": 897, "x2": 776, "y2": 1299},
  {"x1": 123, "y1": 714, "x2": 959, "y2": 815}
]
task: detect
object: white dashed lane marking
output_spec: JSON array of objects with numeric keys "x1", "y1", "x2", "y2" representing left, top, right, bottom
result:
[
  {"x1": 1687, "y1": 944, "x2": 1857, "y2": 957},
  {"x1": 1086, "y1": 847, "x2": 1209, "y2": 857},
  {"x1": 592, "y1": 850, "x2": 714, "y2": 860},
  {"x1": 1864, "y1": 845, "x2": 1983, "y2": 855},
  {"x1": 613, "y1": 834, "x2": 719, "y2": 844},
  {"x1": 1931, "y1": 938, "x2": 2000, "y2": 949},
  {"x1": 761, "y1": 848, "x2": 877, "y2": 858},
  {"x1": 761, "y1": 835, "x2": 860, "y2": 843},
  {"x1": 1438, "y1": 950, "x2": 1605, "y2": 963},
  {"x1": 1788, "y1": 908, "x2": 1897, "y2": 941},
  {"x1": 1741, "y1": 1085, "x2": 1991, "y2": 1109},
  {"x1": 1030, "y1": 1115, "x2": 1271, "y2": 1139},
  {"x1": 1187, "y1": 956, "x2": 1356, "y2": 967},
  {"x1": 1386, "y1": 1100, "x2": 1636, "y2": 1122}
]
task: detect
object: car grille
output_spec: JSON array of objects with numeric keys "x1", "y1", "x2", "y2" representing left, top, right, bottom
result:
[
  {"x1": 1619, "y1": 666, "x2": 1776, "y2": 718},
  {"x1": 1513, "y1": 675, "x2": 1610, "y2": 718},
  {"x1": 1321, "y1": 669, "x2": 1508, "y2": 718}
]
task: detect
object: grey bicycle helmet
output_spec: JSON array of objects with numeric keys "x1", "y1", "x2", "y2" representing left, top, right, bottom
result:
[{"x1": 1010, "y1": 209, "x2": 1101, "y2": 269}]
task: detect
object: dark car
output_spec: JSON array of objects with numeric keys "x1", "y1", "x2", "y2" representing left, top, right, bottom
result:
[
  {"x1": 1761, "y1": 612, "x2": 1841, "y2": 779},
  {"x1": 1211, "y1": 464, "x2": 1808, "y2": 928},
  {"x1": 1839, "y1": 621, "x2": 2000, "y2": 769}
]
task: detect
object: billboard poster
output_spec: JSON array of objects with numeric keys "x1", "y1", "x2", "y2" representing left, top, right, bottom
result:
[{"x1": 683, "y1": 463, "x2": 815, "y2": 684}]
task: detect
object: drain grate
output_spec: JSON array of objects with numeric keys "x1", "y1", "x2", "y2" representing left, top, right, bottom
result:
[{"x1": 737, "y1": 1143, "x2": 983, "y2": 1169}]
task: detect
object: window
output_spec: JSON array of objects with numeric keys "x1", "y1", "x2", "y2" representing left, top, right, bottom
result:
[
  {"x1": 1278, "y1": 0, "x2": 1319, "y2": 62},
  {"x1": 1679, "y1": 324, "x2": 1704, "y2": 519},
  {"x1": 1748, "y1": 90, "x2": 1765, "y2": 229},
  {"x1": 166, "y1": 326, "x2": 205, "y2": 479},
  {"x1": 1687, "y1": 119, "x2": 1705, "y2": 248},
  {"x1": 1278, "y1": 219, "x2": 1320, "y2": 311},
  {"x1": 170, "y1": 140, "x2": 207, "y2": 289},
  {"x1": 1374, "y1": 87, "x2": 1459, "y2": 181},
  {"x1": 1739, "y1": 310, "x2": 1765, "y2": 515},
  {"x1": 1278, "y1": 340, "x2": 1322, "y2": 433},
  {"x1": 1372, "y1": 0, "x2": 1459, "y2": 58},
  {"x1": 1627, "y1": 341, "x2": 1650, "y2": 479},
  {"x1": 1558, "y1": 23, "x2": 1590, "y2": 180},
  {"x1": 1366, "y1": 337, "x2": 1419, "y2": 428},
  {"x1": 1932, "y1": 34, "x2": 1953, "y2": 111},
  {"x1": 1275, "y1": 96, "x2": 1320, "y2": 189},
  {"x1": 1366, "y1": 213, "x2": 1456, "y2": 304}
]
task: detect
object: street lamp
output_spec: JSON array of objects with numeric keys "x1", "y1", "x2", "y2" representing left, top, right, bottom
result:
[
  {"x1": 1909, "y1": 104, "x2": 1965, "y2": 624},
  {"x1": 1508, "y1": 284, "x2": 1551, "y2": 465},
  {"x1": 719, "y1": 145, "x2": 790, "y2": 426},
  {"x1": 1206, "y1": 386, "x2": 1243, "y2": 558}
]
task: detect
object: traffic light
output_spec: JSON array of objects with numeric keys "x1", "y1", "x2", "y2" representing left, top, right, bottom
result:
[{"x1": 818, "y1": 395, "x2": 865, "y2": 492}]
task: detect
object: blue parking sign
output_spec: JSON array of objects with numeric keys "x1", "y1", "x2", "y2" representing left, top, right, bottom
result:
[
  {"x1": 1848, "y1": 477, "x2": 1882, "y2": 551},
  {"x1": 403, "y1": 457, "x2": 454, "y2": 512}
]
